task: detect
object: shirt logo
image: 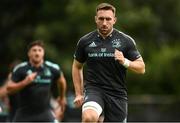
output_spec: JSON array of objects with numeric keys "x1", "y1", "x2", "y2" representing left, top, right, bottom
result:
[
  {"x1": 101, "y1": 48, "x2": 106, "y2": 52},
  {"x1": 84, "y1": 95, "x2": 88, "y2": 101},
  {"x1": 44, "y1": 68, "x2": 52, "y2": 76},
  {"x1": 89, "y1": 42, "x2": 97, "y2": 47},
  {"x1": 27, "y1": 69, "x2": 32, "y2": 75},
  {"x1": 112, "y1": 39, "x2": 121, "y2": 48}
]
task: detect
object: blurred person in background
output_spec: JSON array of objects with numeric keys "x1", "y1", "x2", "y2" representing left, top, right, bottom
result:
[
  {"x1": 0, "y1": 79, "x2": 9, "y2": 117},
  {"x1": 0, "y1": 60, "x2": 21, "y2": 122},
  {"x1": 50, "y1": 78, "x2": 66, "y2": 121},
  {"x1": 72, "y1": 3, "x2": 145, "y2": 123},
  {"x1": 6, "y1": 40, "x2": 67, "y2": 122}
]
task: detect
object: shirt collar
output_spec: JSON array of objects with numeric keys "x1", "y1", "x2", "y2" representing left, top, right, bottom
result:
[
  {"x1": 97, "y1": 28, "x2": 113, "y2": 39},
  {"x1": 28, "y1": 61, "x2": 44, "y2": 69}
]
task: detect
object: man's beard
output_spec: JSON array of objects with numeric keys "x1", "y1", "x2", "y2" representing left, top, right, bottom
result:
[
  {"x1": 99, "y1": 28, "x2": 111, "y2": 36},
  {"x1": 32, "y1": 58, "x2": 42, "y2": 64}
]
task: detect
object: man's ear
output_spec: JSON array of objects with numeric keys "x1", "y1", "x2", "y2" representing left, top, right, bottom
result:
[
  {"x1": 114, "y1": 17, "x2": 117, "y2": 24},
  {"x1": 27, "y1": 51, "x2": 30, "y2": 58},
  {"x1": 95, "y1": 16, "x2": 97, "y2": 23}
]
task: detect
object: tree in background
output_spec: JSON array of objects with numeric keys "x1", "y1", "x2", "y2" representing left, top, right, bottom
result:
[{"x1": 0, "y1": 0, "x2": 180, "y2": 95}]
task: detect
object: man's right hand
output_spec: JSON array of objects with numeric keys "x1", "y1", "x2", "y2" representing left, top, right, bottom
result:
[
  {"x1": 24, "y1": 72, "x2": 37, "y2": 84},
  {"x1": 73, "y1": 95, "x2": 84, "y2": 108},
  {"x1": 7, "y1": 72, "x2": 38, "y2": 94}
]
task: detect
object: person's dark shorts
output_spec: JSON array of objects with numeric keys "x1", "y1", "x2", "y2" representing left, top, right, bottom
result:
[
  {"x1": 83, "y1": 87, "x2": 128, "y2": 122},
  {"x1": 13, "y1": 107, "x2": 56, "y2": 122}
]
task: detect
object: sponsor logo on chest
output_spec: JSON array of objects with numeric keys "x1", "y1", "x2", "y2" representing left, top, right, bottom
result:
[
  {"x1": 26, "y1": 68, "x2": 52, "y2": 84},
  {"x1": 87, "y1": 39, "x2": 122, "y2": 58}
]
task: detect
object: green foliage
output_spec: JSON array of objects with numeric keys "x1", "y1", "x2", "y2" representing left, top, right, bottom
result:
[
  {"x1": 0, "y1": 0, "x2": 180, "y2": 95},
  {"x1": 116, "y1": 6, "x2": 161, "y2": 41},
  {"x1": 127, "y1": 43, "x2": 180, "y2": 95}
]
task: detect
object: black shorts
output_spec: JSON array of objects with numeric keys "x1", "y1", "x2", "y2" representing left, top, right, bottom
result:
[
  {"x1": 13, "y1": 107, "x2": 56, "y2": 122},
  {"x1": 83, "y1": 87, "x2": 128, "y2": 122}
]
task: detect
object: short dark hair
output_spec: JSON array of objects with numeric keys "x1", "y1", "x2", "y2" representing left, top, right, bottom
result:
[
  {"x1": 96, "y1": 3, "x2": 116, "y2": 15},
  {"x1": 27, "y1": 40, "x2": 45, "y2": 51}
]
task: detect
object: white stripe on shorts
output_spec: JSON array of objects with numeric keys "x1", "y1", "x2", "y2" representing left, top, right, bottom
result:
[{"x1": 82, "y1": 101, "x2": 102, "y2": 116}]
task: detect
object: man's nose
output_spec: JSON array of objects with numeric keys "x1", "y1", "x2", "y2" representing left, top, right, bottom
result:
[{"x1": 102, "y1": 19, "x2": 107, "y2": 25}]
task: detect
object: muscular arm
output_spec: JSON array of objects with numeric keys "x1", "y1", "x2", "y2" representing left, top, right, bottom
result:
[
  {"x1": 115, "y1": 49, "x2": 145, "y2": 74},
  {"x1": 7, "y1": 72, "x2": 37, "y2": 94},
  {"x1": 128, "y1": 57, "x2": 145, "y2": 74},
  {"x1": 72, "y1": 59, "x2": 84, "y2": 107},
  {"x1": 57, "y1": 72, "x2": 67, "y2": 100},
  {"x1": 56, "y1": 72, "x2": 67, "y2": 116},
  {"x1": 72, "y1": 59, "x2": 84, "y2": 96}
]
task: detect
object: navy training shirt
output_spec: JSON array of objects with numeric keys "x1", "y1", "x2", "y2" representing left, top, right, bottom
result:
[
  {"x1": 74, "y1": 29, "x2": 141, "y2": 98},
  {"x1": 11, "y1": 61, "x2": 61, "y2": 112}
]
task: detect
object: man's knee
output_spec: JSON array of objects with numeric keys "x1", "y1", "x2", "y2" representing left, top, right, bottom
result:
[{"x1": 82, "y1": 109, "x2": 99, "y2": 122}]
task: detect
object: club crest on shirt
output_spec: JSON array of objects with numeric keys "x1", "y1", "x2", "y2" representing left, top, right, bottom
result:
[{"x1": 112, "y1": 39, "x2": 121, "y2": 48}]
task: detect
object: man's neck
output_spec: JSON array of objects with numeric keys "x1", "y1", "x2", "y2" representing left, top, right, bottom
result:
[
  {"x1": 98, "y1": 29, "x2": 113, "y2": 39},
  {"x1": 29, "y1": 60, "x2": 44, "y2": 68}
]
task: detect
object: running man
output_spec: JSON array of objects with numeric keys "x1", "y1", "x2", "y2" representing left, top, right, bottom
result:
[
  {"x1": 7, "y1": 40, "x2": 67, "y2": 122},
  {"x1": 72, "y1": 3, "x2": 145, "y2": 122}
]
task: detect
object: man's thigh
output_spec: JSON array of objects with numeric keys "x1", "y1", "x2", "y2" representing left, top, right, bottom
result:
[
  {"x1": 83, "y1": 88, "x2": 104, "y2": 117},
  {"x1": 104, "y1": 96, "x2": 128, "y2": 122}
]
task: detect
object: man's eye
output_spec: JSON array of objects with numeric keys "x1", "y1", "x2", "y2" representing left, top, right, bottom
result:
[
  {"x1": 98, "y1": 17, "x2": 112, "y2": 21},
  {"x1": 99, "y1": 17, "x2": 104, "y2": 21},
  {"x1": 106, "y1": 18, "x2": 111, "y2": 21}
]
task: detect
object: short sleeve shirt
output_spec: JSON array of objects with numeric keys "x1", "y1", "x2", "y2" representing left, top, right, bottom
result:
[
  {"x1": 11, "y1": 61, "x2": 61, "y2": 110},
  {"x1": 74, "y1": 29, "x2": 141, "y2": 98}
]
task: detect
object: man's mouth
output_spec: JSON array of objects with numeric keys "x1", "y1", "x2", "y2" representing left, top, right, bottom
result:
[
  {"x1": 101, "y1": 27, "x2": 108, "y2": 31},
  {"x1": 35, "y1": 55, "x2": 39, "y2": 58}
]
